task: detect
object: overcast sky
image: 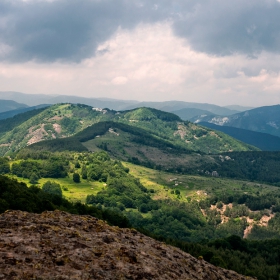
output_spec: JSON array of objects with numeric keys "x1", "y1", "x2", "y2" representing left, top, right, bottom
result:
[{"x1": 1, "y1": 0, "x2": 280, "y2": 106}]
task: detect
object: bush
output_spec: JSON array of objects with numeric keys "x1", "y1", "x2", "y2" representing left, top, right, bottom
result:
[
  {"x1": 73, "y1": 173, "x2": 80, "y2": 183},
  {"x1": 29, "y1": 172, "x2": 39, "y2": 184},
  {"x1": 42, "y1": 181, "x2": 62, "y2": 198}
]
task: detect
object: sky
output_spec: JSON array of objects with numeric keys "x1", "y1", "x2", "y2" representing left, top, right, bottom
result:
[{"x1": 1, "y1": 0, "x2": 280, "y2": 106}]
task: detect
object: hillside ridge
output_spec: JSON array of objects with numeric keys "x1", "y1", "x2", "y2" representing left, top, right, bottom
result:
[{"x1": 0, "y1": 103, "x2": 258, "y2": 156}]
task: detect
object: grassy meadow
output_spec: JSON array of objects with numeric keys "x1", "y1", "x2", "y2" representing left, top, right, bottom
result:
[{"x1": 10, "y1": 159, "x2": 279, "y2": 205}]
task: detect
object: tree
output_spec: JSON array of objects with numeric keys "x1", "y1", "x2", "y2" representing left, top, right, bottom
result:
[
  {"x1": 81, "y1": 165, "x2": 87, "y2": 179},
  {"x1": 29, "y1": 172, "x2": 39, "y2": 184},
  {"x1": 0, "y1": 158, "x2": 10, "y2": 174},
  {"x1": 73, "y1": 173, "x2": 80, "y2": 183},
  {"x1": 42, "y1": 181, "x2": 62, "y2": 198}
]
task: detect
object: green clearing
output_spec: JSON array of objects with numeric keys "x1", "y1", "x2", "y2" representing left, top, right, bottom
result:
[
  {"x1": 8, "y1": 159, "x2": 279, "y2": 205},
  {"x1": 7, "y1": 175, "x2": 105, "y2": 203},
  {"x1": 123, "y1": 162, "x2": 279, "y2": 202}
]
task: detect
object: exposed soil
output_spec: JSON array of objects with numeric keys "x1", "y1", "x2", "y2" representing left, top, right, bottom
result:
[{"x1": 205, "y1": 203, "x2": 275, "y2": 238}]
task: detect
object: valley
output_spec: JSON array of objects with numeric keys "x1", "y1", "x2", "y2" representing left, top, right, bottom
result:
[
  {"x1": 3, "y1": 150, "x2": 280, "y2": 242},
  {"x1": 1, "y1": 99, "x2": 280, "y2": 279}
]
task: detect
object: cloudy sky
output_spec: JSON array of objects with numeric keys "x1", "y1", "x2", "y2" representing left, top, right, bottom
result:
[{"x1": 1, "y1": 0, "x2": 280, "y2": 106}]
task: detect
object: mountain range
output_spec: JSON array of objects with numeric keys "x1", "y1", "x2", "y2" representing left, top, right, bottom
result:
[
  {"x1": 191, "y1": 105, "x2": 280, "y2": 138},
  {"x1": 1, "y1": 92, "x2": 280, "y2": 155},
  {"x1": 0, "y1": 91, "x2": 251, "y2": 116},
  {"x1": 0, "y1": 103, "x2": 257, "y2": 158}
]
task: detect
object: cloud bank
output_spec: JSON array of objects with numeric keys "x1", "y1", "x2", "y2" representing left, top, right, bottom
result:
[
  {"x1": 1, "y1": 0, "x2": 280, "y2": 106},
  {"x1": 1, "y1": 0, "x2": 280, "y2": 62}
]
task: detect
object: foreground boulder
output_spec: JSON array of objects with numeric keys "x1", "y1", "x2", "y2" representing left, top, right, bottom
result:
[{"x1": 0, "y1": 210, "x2": 254, "y2": 280}]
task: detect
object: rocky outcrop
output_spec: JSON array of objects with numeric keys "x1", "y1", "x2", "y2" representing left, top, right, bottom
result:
[{"x1": 0, "y1": 210, "x2": 254, "y2": 280}]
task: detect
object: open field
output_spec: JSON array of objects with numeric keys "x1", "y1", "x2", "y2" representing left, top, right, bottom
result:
[
  {"x1": 8, "y1": 159, "x2": 280, "y2": 205},
  {"x1": 123, "y1": 162, "x2": 280, "y2": 202},
  {"x1": 7, "y1": 174, "x2": 105, "y2": 203}
]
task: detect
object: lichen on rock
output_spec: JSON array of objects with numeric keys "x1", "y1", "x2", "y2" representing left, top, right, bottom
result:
[{"x1": 0, "y1": 210, "x2": 254, "y2": 280}]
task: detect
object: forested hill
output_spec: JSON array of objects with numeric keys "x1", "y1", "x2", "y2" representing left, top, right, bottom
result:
[{"x1": 0, "y1": 103, "x2": 258, "y2": 156}]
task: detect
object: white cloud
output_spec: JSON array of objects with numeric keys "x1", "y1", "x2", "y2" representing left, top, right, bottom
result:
[
  {"x1": 1, "y1": 22, "x2": 280, "y2": 106},
  {"x1": 111, "y1": 76, "x2": 128, "y2": 85}
]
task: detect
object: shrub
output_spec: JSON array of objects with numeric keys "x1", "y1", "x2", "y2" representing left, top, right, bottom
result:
[
  {"x1": 73, "y1": 173, "x2": 81, "y2": 183},
  {"x1": 42, "y1": 181, "x2": 62, "y2": 198}
]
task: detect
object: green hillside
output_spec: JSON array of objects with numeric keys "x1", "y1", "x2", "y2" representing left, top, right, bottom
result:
[
  {"x1": 2, "y1": 150, "x2": 280, "y2": 243},
  {"x1": 0, "y1": 104, "x2": 258, "y2": 156},
  {"x1": 116, "y1": 107, "x2": 258, "y2": 153},
  {"x1": 0, "y1": 104, "x2": 114, "y2": 155},
  {"x1": 2, "y1": 149, "x2": 280, "y2": 279}
]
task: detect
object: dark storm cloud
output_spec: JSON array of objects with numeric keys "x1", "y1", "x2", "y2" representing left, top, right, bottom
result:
[
  {"x1": 172, "y1": 0, "x2": 280, "y2": 56},
  {"x1": 1, "y1": 0, "x2": 280, "y2": 62},
  {"x1": 0, "y1": 0, "x2": 165, "y2": 62}
]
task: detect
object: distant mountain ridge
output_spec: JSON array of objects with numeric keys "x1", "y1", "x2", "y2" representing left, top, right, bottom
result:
[
  {"x1": 122, "y1": 100, "x2": 240, "y2": 116},
  {"x1": 0, "y1": 91, "x2": 134, "y2": 111},
  {"x1": 200, "y1": 122, "x2": 280, "y2": 151},
  {"x1": 0, "y1": 91, "x2": 247, "y2": 116},
  {"x1": 0, "y1": 99, "x2": 28, "y2": 113},
  {"x1": 224, "y1": 105, "x2": 255, "y2": 111},
  {"x1": 193, "y1": 105, "x2": 280, "y2": 138},
  {"x1": 0, "y1": 104, "x2": 49, "y2": 120},
  {"x1": 172, "y1": 108, "x2": 215, "y2": 121}
]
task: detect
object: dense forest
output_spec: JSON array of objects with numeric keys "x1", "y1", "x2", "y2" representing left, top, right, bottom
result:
[{"x1": 201, "y1": 151, "x2": 280, "y2": 185}]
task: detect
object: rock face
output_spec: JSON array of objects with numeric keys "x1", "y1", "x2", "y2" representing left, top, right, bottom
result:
[{"x1": 0, "y1": 210, "x2": 254, "y2": 280}]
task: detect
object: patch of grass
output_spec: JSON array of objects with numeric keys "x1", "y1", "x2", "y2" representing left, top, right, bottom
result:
[
  {"x1": 7, "y1": 174, "x2": 105, "y2": 203},
  {"x1": 123, "y1": 162, "x2": 280, "y2": 202},
  {"x1": 8, "y1": 159, "x2": 280, "y2": 206}
]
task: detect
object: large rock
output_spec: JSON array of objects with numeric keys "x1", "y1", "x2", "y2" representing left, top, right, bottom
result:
[{"x1": 0, "y1": 210, "x2": 254, "y2": 280}]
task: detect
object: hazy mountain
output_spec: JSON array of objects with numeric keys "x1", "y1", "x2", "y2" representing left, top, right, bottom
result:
[
  {"x1": 200, "y1": 122, "x2": 280, "y2": 151},
  {"x1": 172, "y1": 108, "x2": 215, "y2": 121},
  {"x1": 123, "y1": 100, "x2": 240, "y2": 115},
  {"x1": 0, "y1": 99, "x2": 28, "y2": 113},
  {"x1": 189, "y1": 114, "x2": 217, "y2": 123},
  {"x1": 0, "y1": 91, "x2": 245, "y2": 116},
  {"x1": 0, "y1": 92, "x2": 53, "y2": 106},
  {"x1": 0, "y1": 91, "x2": 137, "y2": 110},
  {"x1": 193, "y1": 105, "x2": 280, "y2": 137},
  {"x1": 0, "y1": 104, "x2": 49, "y2": 120},
  {"x1": 224, "y1": 105, "x2": 255, "y2": 111}
]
